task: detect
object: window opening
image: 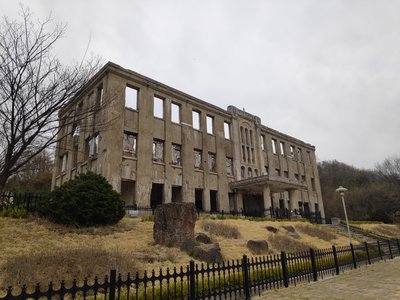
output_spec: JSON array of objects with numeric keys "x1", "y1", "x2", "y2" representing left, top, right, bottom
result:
[
  {"x1": 152, "y1": 139, "x2": 164, "y2": 162},
  {"x1": 125, "y1": 86, "x2": 138, "y2": 110},
  {"x1": 171, "y1": 103, "x2": 180, "y2": 123},
  {"x1": 153, "y1": 96, "x2": 164, "y2": 118},
  {"x1": 171, "y1": 144, "x2": 181, "y2": 166}
]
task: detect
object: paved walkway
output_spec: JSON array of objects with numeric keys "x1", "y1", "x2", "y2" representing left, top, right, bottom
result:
[{"x1": 256, "y1": 257, "x2": 400, "y2": 299}]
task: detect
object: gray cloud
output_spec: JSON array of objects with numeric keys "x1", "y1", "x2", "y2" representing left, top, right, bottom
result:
[{"x1": 2, "y1": 0, "x2": 399, "y2": 169}]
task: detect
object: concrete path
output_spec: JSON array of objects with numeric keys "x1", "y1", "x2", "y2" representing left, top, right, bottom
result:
[{"x1": 256, "y1": 257, "x2": 400, "y2": 299}]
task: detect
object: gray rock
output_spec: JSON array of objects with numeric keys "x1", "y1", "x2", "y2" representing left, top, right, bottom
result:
[
  {"x1": 247, "y1": 240, "x2": 269, "y2": 254},
  {"x1": 153, "y1": 203, "x2": 197, "y2": 248},
  {"x1": 192, "y1": 243, "x2": 223, "y2": 263},
  {"x1": 196, "y1": 232, "x2": 212, "y2": 244},
  {"x1": 283, "y1": 226, "x2": 300, "y2": 239},
  {"x1": 266, "y1": 226, "x2": 278, "y2": 233}
]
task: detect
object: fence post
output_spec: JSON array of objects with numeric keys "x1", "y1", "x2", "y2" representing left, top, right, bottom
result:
[
  {"x1": 397, "y1": 239, "x2": 400, "y2": 256},
  {"x1": 332, "y1": 245, "x2": 340, "y2": 275},
  {"x1": 310, "y1": 248, "x2": 318, "y2": 282},
  {"x1": 350, "y1": 244, "x2": 357, "y2": 269},
  {"x1": 387, "y1": 240, "x2": 393, "y2": 259},
  {"x1": 280, "y1": 251, "x2": 289, "y2": 288},
  {"x1": 109, "y1": 269, "x2": 116, "y2": 300},
  {"x1": 377, "y1": 240, "x2": 383, "y2": 260},
  {"x1": 189, "y1": 260, "x2": 196, "y2": 299},
  {"x1": 364, "y1": 242, "x2": 371, "y2": 265},
  {"x1": 242, "y1": 255, "x2": 251, "y2": 300}
]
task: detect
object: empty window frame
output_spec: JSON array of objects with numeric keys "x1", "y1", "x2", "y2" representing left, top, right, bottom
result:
[
  {"x1": 72, "y1": 124, "x2": 80, "y2": 137},
  {"x1": 264, "y1": 166, "x2": 269, "y2": 175},
  {"x1": 123, "y1": 132, "x2": 137, "y2": 156},
  {"x1": 290, "y1": 145, "x2": 295, "y2": 156},
  {"x1": 311, "y1": 177, "x2": 316, "y2": 191},
  {"x1": 241, "y1": 166, "x2": 246, "y2": 178},
  {"x1": 192, "y1": 110, "x2": 200, "y2": 130},
  {"x1": 261, "y1": 135, "x2": 265, "y2": 150},
  {"x1": 275, "y1": 168, "x2": 281, "y2": 176},
  {"x1": 60, "y1": 153, "x2": 68, "y2": 173},
  {"x1": 301, "y1": 175, "x2": 306, "y2": 182},
  {"x1": 153, "y1": 96, "x2": 164, "y2": 119},
  {"x1": 224, "y1": 122, "x2": 231, "y2": 139},
  {"x1": 272, "y1": 139, "x2": 277, "y2": 154},
  {"x1": 152, "y1": 139, "x2": 164, "y2": 162},
  {"x1": 226, "y1": 157, "x2": 233, "y2": 176},
  {"x1": 206, "y1": 115, "x2": 214, "y2": 134},
  {"x1": 248, "y1": 168, "x2": 253, "y2": 177},
  {"x1": 208, "y1": 152, "x2": 216, "y2": 172},
  {"x1": 171, "y1": 144, "x2": 181, "y2": 166},
  {"x1": 125, "y1": 86, "x2": 138, "y2": 110},
  {"x1": 171, "y1": 103, "x2": 180, "y2": 124},
  {"x1": 283, "y1": 171, "x2": 289, "y2": 178},
  {"x1": 88, "y1": 134, "x2": 99, "y2": 157},
  {"x1": 295, "y1": 173, "x2": 299, "y2": 181},
  {"x1": 194, "y1": 150, "x2": 202, "y2": 169},
  {"x1": 297, "y1": 148, "x2": 303, "y2": 162},
  {"x1": 97, "y1": 85, "x2": 104, "y2": 106},
  {"x1": 280, "y1": 142, "x2": 285, "y2": 156}
]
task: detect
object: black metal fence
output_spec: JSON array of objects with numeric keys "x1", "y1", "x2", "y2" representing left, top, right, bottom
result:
[
  {"x1": 0, "y1": 192, "x2": 43, "y2": 212},
  {"x1": 1, "y1": 239, "x2": 399, "y2": 300}
]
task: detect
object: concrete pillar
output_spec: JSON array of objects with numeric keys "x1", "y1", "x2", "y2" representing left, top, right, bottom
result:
[
  {"x1": 202, "y1": 188, "x2": 211, "y2": 212},
  {"x1": 263, "y1": 185, "x2": 272, "y2": 217},
  {"x1": 237, "y1": 192, "x2": 244, "y2": 213},
  {"x1": 289, "y1": 189, "x2": 300, "y2": 211}
]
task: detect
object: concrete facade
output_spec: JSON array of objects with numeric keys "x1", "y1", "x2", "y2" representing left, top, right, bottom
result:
[{"x1": 52, "y1": 62, "x2": 325, "y2": 219}]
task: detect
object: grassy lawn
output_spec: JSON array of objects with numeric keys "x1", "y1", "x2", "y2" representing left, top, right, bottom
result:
[{"x1": 0, "y1": 216, "x2": 350, "y2": 291}]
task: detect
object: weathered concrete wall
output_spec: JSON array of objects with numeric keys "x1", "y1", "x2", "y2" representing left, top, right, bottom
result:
[{"x1": 52, "y1": 62, "x2": 325, "y2": 218}]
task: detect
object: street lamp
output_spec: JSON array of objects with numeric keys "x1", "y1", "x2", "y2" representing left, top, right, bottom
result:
[{"x1": 336, "y1": 186, "x2": 352, "y2": 245}]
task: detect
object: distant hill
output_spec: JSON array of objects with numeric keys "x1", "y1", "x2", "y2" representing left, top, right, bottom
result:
[{"x1": 318, "y1": 159, "x2": 400, "y2": 223}]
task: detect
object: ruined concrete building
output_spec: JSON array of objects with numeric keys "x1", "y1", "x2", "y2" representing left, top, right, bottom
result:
[{"x1": 52, "y1": 62, "x2": 325, "y2": 219}]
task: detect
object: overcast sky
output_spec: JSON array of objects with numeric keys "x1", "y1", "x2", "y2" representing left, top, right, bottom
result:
[{"x1": 2, "y1": 0, "x2": 399, "y2": 169}]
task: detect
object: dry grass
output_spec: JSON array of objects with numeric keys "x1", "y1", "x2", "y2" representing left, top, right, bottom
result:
[
  {"x1": 201, "y1": 220, "x2": 240, "y2": 239},
  {"x1": 195, "y1": 219, "x2": 350, "y2": 259},
  {"x1": 296, "y1": 223, "x2": 337, "y2": 242},
  {"x1": 358, "y1": 224, "x2": 400, "y2": 238},
  {"x1": 0, "y1": 217, "x2": 190, "y2": 290},
  {"x1": 269, "y1": 234, "x2": 310, "y2": 252},
  {"x1": 1, "y1": 216, "x2": 351, "y2": 291}
]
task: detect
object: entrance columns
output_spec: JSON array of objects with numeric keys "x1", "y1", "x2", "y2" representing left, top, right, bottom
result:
[{"x1": 263, "y1": 185, "x2": 272, "y2": 217}]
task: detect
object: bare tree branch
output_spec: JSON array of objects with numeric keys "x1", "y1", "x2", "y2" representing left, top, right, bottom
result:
[{"x1": 0, "y1": 7, "x2": 102, "y2": 191}]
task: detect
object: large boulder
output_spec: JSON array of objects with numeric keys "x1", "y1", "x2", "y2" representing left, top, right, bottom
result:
[
  {"x1": 247, "y1": 240, "x2": 269, "y2": 254},
  {"x1": 192, "y1": 243, "x2": 223, "y2": 263},
  {"x1": 153, "y1": 203, "x2": 197, "y2": 247}
]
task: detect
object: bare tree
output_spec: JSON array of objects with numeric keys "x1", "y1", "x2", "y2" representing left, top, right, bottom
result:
[
  {"x1": 375, "y1": 156, "x2": 400, "y2": 186},
  {"x1": 0, "y1": 8, "x2": 101, "y2": 191}
]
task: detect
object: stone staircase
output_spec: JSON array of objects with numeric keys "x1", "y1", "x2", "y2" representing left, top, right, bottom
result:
[
  {"x1": 327, "y1": 223, "x2": 378, "y2": 243},
  {"x1": 322, "y1": 223, "x2": 399, "y2": 258}
]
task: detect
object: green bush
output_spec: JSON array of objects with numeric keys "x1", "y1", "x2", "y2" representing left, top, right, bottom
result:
[{"x1": 39, "y1": 172, "x2": 125, "y2": 227}]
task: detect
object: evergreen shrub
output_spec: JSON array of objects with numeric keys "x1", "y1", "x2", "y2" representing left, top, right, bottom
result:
[{"x1": 39, "y1": 172, "x2": 125, "y2": 227}]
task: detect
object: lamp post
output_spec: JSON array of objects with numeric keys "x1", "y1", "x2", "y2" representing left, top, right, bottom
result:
[{"x1": 336, "y1": 186, "x2": 352, "y2": 245}]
